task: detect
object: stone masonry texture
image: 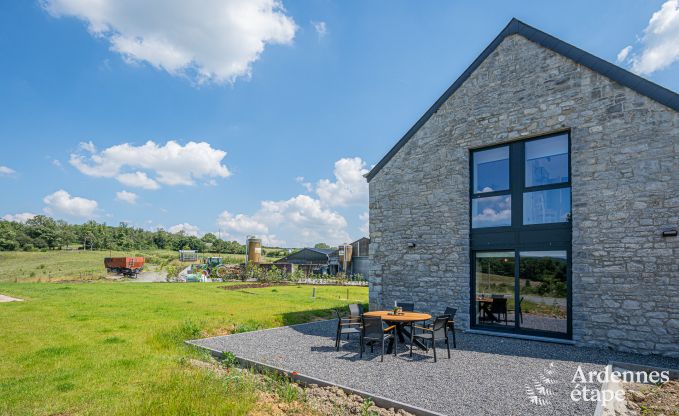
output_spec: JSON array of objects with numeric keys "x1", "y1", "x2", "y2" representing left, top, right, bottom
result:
[{"x1": 368, "y1": 34, "x2": 679, "y2": 357}]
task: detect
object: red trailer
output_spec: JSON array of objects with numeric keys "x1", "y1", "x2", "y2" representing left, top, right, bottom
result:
[{"x1": 104, "y1": 257, "x2": 145, "y2": 277}]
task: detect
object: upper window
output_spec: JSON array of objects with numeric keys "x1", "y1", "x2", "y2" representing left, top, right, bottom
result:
[
  {"x1": 471, "y1": 132, "x2": 571, "y2": 229},
  {"x1": 525, "y1": 134, "x2": 569, "y2": 187},
  {"x1": 473, "y1": 146, "x2": 509, "y2": 194}
]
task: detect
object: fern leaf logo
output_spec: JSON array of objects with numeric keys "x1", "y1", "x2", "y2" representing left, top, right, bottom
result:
[{"x1": 525, "y1": 362, "x2": 559, "y2": 406}]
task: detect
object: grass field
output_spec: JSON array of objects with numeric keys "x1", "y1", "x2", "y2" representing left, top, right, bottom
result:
[
  {"x1": 0, "y1": 282, "x2": 368, "y2": 415},
  {"x1": 0, "y1": 250, "x2": 249, "y2": 282}
]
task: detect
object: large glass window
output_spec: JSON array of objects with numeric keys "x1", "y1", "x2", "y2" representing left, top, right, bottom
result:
[
  {"x1": 474, "y1": 252, "x2": 515, "y2": 327},
  {"x1": 525, "y1": 134, "x2": 568, "y2": 187},
  {"x1": 470, "y1": 132, "x2": 571, "y2": 339},
  {"x1": 473, "y1": 146, "x2": 509, "y2": 193},
  {"x1": 519, "y1": 251, "x2": 568, "y2": 334},
  {"x1": 523, "y1": 188, "x2": 571, "y2": 225}
]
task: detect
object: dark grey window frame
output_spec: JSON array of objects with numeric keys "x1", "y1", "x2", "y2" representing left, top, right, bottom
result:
[{"x1": 469, "y1": 130, "x2": 572, "y2": 339}]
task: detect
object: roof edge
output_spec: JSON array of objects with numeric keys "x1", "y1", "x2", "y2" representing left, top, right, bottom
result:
[{"x1": 365, "y1": 18, "x2": 679, "y2": 182}]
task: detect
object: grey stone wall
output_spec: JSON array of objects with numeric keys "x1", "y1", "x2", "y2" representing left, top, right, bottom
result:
[{"x1": 368, "y1": 34, "x2": 679, "y2": 356}]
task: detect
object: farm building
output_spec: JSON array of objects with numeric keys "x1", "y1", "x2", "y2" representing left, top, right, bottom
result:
[
  {"x1": 349, "y1": 237, "x2": 370, "y2": 277},
  {"x1": 274, "y1": 239, "x2": 370, "y2": 276},
  {"x1": 327, "y1": 238, "x2": 370, "y2": 276},
  {"x1": 366, "y1": 19, "x2": 678, "y2": 356},
  {"x1": 275, "y1": 248, "x2": 335, "y2": 274}
]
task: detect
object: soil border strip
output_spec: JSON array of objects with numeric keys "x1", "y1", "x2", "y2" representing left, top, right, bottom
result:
[{"x1": 186, "y1": 335, "x2": 446, "y2": 416}]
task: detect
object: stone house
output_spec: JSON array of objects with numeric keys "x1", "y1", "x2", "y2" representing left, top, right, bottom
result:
[{"x1": 366, "y1": 19, "x2": 678, "y2": 356}]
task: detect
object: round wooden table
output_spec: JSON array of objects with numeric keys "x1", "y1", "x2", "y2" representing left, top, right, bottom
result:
[
  {"x1": 363, "y1": 310, "x2": 431, "y2": 322},
  {"x1": 363, "y1": 310, "x2": 432, "y2": 352}
]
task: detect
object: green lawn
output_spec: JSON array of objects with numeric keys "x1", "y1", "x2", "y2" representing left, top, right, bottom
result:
[
  {"x1": 0, "y1": 250, "x2": 248, "y2": 282},
  {"x1": 0, "y1": 282, "x2": 368, "y2": 415}
]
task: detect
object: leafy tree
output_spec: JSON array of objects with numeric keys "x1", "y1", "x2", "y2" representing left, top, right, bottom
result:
[
  {"x1": 26, "y1": 216, "x2": 59, "y2": 249},
  {"x1": 314, "y1": 243, "x2": 330, "y2": 249}
]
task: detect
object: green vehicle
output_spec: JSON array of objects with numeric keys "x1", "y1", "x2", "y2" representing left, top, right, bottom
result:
[{"x1": 203, "y1": 257, "x2": 229, "y2": 278}]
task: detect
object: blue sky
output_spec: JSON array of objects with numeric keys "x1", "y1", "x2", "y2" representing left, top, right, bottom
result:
[{"x1": 1, "y1": 0, "x2": 678, "y2": 247}]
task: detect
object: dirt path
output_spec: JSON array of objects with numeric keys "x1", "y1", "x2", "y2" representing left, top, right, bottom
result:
[
  {"x1": 105, "y1": 267, "x2": 167, "y2": 282},
  {"x1": 0, "y1": 294, "x2": 24, "y2": 302}
]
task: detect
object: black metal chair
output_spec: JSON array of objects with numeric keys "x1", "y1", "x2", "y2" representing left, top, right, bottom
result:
[
  {"x1": 410, "y1": 315, "x2": 451, "y2": 362},
  {"x1": 443, "y1": 307, "x2": 457, "y2": 348},
  {"x1": 335, "y1": 309, "x2": 361, "y2": 351},
  {"x1": 490, "y1": 298, "x2": 508, "y2": 324},
  {"x1": 360, "y1": 316, "x2": 396, "y2": 361},
  {"x1": 348, "y1": 303, "x2": 363, "y2": 327},
  {"x1": 396, "y1": 302, "x2": 414, "y2": 312}
]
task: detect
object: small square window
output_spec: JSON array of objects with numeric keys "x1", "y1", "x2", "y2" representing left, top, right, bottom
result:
[
  {"x1": 472, "y1": 195, "x2": 511, "y2": 228},
  {"x1": 525, "y1": 134, "x2": 569, "y2": 187},
  {"x1": 473, "y1": 146, "x2": 509, "y2": 194},
  {"x1": 523, "y1": 188, "x2": 571, "y2": 225}
]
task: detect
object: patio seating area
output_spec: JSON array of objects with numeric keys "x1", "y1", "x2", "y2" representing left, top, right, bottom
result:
[{"x1": 189, "y1": 317, "x2": 679, "y2": 416}]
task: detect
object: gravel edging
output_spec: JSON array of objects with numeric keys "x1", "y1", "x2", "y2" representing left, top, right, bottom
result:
[{"x1": 186, "y1": 339, "x2": 445, "y2": 416}]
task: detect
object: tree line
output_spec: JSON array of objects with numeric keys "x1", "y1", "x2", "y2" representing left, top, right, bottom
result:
[{"x1": 0, "y1": 215, "x2": 246, "y2": 253}]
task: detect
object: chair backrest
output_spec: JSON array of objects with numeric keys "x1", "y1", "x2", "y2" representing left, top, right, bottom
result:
[
  {"x1": 335, "y1": 309, "x2": 344, "y2": 329},
  {"x1": 397, "y1": 302, "x2": 414, "y2": 312},
  {"x1": 348, "y1": 304, "x2": 362, "y2": 319},
  {"x1": 432, "y1": 315, "x2": 450, "y2": 337},
  {"x1": 490, "y1": 298, "x2": 508, "y2": 313},
  {"x1": 443, "y1": 307, "x2": 457, "y2": 319},
  {"x1": 361, "y1": 316, "x2": 384, "y2": 340}
]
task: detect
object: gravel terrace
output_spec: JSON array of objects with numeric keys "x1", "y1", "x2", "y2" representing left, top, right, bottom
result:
[{"x1": 189, "y1": 320, "x2": 679, "y2": 416}]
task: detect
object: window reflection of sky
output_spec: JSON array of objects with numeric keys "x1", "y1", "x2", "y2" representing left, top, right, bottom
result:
[
  {"x1": 523, "y1": 188, "x2": 571, "y2": 224},
  {"x1": 525, "y1": 135, "x2": 568, "y2": 187},
  {"x1": 473, "y1": 146, "x2": 508, "y2": 193},
  {"x1": 472, "y1": 195, "x2": 511, "y2": 228}
]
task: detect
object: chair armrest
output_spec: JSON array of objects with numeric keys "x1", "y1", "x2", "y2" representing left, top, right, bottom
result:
[
  {"x1": 339, "y1": 321, "x2": 361, "y2": 327},
  {"x1": 412, "y1": 325, "x2": 432, "y2": 332},
  {"x1": 383, "y1": 325, "x2": 396, "y2": 332}
]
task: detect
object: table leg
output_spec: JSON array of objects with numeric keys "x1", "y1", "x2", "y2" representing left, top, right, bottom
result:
[{"x1": 401, "y1": 325, "x2": 428, "y2": 351}]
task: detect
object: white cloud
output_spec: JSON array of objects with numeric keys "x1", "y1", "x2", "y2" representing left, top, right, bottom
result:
[
  {"x1": 168, "y1": 223, "x2": 200, "y2": 237},
  {"x1": 618, "y1": 0, "x2": 679, "y2": 74},
  {"x1": 42, "y1": 0, "x2": 297, "y2": 84},
  {"x1": 79, "y1": 140, "x2": 96, "y2": 153},
  {"x1": 616, "y1": 45, "x2": 632, "y2": 63},
  {"x1": 295, "y1": 176, "x2": 313, "y2": 192},
  {"x1": 116, "y1": 171, "x2": 160, "y2": 190},
  {"x1": 359, "y1": 212, "x2": 369, "y2": 235},
  {"x1": 43, "y1": 190, "x2": 98, "y2": 218},
  {"x1": 217, "y1": 195, "x2": 350, "y2": 247},
  {"x1": 70, "y1": 140, "x2": 229, "y2": 188},
  {"x1": 316, "y1": 157, "x2": 369, "y2": 207},
  {"x1": 217, "y1": 211, "x2": 270, "y2": 235},
  {"x1": 0, "y1": 166, "x2": 15, "y2": 175},
  {"x1": 2, "y1": 212, "x2": 36, "y2": 223},
  {"x1": 52, "y1": 159, "x2": 63, "y2": 169},
  {"x1": 216, "y1": 156, "x2": 369, "y2": 247},
  {"x1": 115, "y1": 190, "x2": 138, "y2": 204},
  {"x1": 312, "y1": 21, "x2": 327, "y2": 38}
]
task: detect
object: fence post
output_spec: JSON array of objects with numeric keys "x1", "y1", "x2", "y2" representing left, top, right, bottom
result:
[
  {"x1": 346, "y1": 288, "x2": 349, "y2": 300},
  {"x1": 312, "y1": 287, "x2": 316, "y2": 300}
]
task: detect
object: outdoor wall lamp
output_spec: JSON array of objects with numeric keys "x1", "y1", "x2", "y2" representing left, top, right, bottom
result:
[
  {"x1": 662, "y1": 228, "x2": 678, "y2": 237},
  {"x1": 407, "y1": 241, "x2": 417, "y2": 248}
]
